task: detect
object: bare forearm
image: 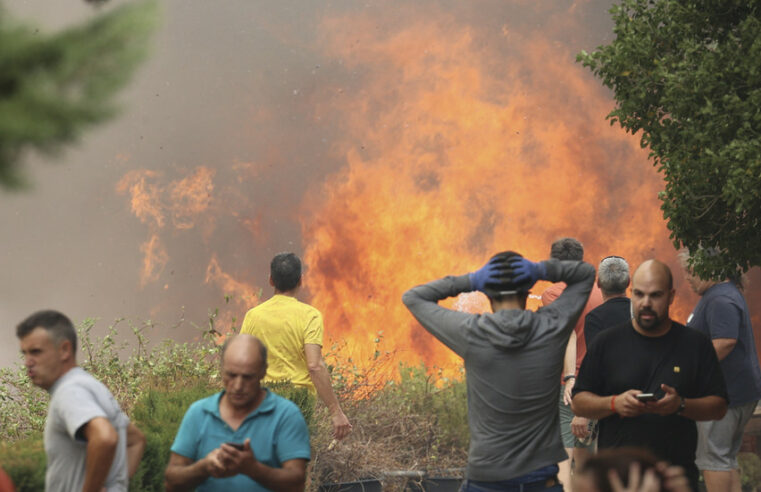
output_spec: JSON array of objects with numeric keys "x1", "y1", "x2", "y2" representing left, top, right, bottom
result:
[
  {"x1": 681, "y1": 396, "x2": 727, "y2": 421},
  {"x1": 563, "y1": 332, "x2": 576, "y2": 377},
  {"x1": 126, "y1": 423, "x2": 146, "y2": 478},
  {"x1": 571, "y1": 391, "x2": 615, "y2": 419},
  {"x1": 244, "y1": 461, "x2": 305, "y2": 492},
  {"x1": 83, "y1": 438, "x2": 117, "y2": 492},
  {"x1": 126, "y1": 441, "x2": 145, "y2": 478},
  {"x1": 165, "y1": 461, "x2": 211, "y2": 491},
  {"x1": 310, "y1": 363, "x2": 342, "y2": 413}
]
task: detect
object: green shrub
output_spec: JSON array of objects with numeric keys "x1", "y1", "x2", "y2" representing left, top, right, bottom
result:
[
  {"x1": 1, "y1": 318, "x2": 471, "y2": 490},
  {"x1": 268, "y1": 380, "x2": 316, "y2": 430},
  {"x1": 0, "y1": 436, "x2": 45, "y2": 491},
  {"x1": 739, "y1": 452, "x2": 761, "y2": 492},
  {"x1": 129, "y1": 383, "x2": 218, "y2": 491}
]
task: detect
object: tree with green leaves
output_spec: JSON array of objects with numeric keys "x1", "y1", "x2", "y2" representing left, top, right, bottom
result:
[
  {"x1": 578, "y1": 1, "x2": 761, "y2": 279},
  {"x1": 0, "y1": 1, "x2": 158, "y2": 189}
]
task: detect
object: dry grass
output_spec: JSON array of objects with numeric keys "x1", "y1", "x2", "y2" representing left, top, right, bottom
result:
[{"x1": 307, "y1": 361, "x2": 468, "y2": 490}]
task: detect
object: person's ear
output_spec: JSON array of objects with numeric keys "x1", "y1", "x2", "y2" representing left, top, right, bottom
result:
[{"x1": 58, "y1": 339, "x2": 73, "y2": 361}]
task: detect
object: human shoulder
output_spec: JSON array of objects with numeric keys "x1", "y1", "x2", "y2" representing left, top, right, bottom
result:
[
  {"x1": 541, "y1": 282, "x2": 565, "y2": 306},
  {"x1": 51, "y1": 368, "x2": 109, "y2": 404},
  {"x1": 672, "y1": 321, "x2": 712, "y2": 343},
  {"x1": 590, "y1": 320, "x2": 633, "y2": 345},
  {"x1": 183, "y1": 392, "x2": 222, "y2": 419},
  {"x1": 703, "y1": 283, "x2": 745, "y2": 310}
]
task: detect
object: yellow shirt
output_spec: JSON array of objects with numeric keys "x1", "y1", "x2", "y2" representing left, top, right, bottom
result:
[{"x1": 240, "y1": 294, "x2": 323, "y2": 392}]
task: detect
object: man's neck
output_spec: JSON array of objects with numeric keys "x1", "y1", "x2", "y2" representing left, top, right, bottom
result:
[
  {"x1": 632, "y1": 318, "x2": 673, "y2": 338},
  {"x1": 274, "y1": 288, "x2": 298, "y2": 297},
  {"x1": 490, "y1": 298, "x2": 525, "y2": 312},
  {"x1": 48, "y1": 363, "x2": 77, "y2": 392},
  {"x1": 602, "y1": 292, "x2": 627, "y2": 302}
]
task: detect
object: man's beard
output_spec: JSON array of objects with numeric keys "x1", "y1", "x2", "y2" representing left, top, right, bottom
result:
[{"x1": 636, "y1": 308, "x2": 662, "y2": 332}]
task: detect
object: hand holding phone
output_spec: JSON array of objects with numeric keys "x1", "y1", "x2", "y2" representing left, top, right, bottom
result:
[
  {"x1": 224, "y1": 442, "x2": 245, "y2": 450},
  {"x1": 635, "y1": 393, "x2": 657, "y2": 402}
]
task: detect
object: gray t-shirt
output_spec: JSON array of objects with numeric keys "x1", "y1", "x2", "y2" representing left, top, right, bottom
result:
[
  {"x1": 402, "y1": 259, "x2": 595, "y2": 481},
  {"x1": 44, "y1": 367, "x2": 130, "y2": 492}
]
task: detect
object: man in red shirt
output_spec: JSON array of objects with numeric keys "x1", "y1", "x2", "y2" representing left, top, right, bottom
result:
[{"x1": 541, "y1": 238, "x2": 602, "y2": 490}]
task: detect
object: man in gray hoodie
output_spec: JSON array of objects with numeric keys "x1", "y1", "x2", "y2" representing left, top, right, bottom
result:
[{"x1": 402, "y1": 250, "x2": 595, "y2": 492}]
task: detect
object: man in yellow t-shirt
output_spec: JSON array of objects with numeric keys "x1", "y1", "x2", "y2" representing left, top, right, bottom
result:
[{"x1": 241, "y1": 252, "x2": 352, "y2": 440}]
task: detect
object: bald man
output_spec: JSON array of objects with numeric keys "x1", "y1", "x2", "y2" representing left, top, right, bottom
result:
[
  {"x1": 165, "y1": 335, "x2": 311, "y2": 492},
  {"x1": 571, "y1": 260, "x2": 728, "y2": 491}
]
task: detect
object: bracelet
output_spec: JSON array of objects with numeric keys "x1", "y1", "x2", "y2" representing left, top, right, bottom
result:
[
  {"x1": 563, "y1": 375, "x2": 576, "y2": 382},
  {"x1": 610, "y1": 395, "x2": 617, "y2": 413}
]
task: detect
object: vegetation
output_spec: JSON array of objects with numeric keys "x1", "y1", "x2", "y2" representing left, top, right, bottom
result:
[
  {"x1": 578, "y1": 0, "x2": 761, "y2": 279},
  {"x1": 0, "y1": 317, "x2": 469, "y2": 491},
  {"x1": 0, "y1": 0, "x2": 158, "y2": 190}
]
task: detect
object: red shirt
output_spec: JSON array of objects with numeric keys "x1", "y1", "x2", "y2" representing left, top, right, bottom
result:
[{"x1": 542, "y1": 282, "x2": 603, "y2": 374}]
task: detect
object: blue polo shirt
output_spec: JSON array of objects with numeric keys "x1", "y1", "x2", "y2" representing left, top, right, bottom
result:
[{"x1": 171, "y1": 389, "x2": 311, "y2": 491}]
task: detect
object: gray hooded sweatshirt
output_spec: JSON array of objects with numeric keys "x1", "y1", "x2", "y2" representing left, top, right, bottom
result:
[{"x1": 402, "y1": 259, "x2": 595, "y2": 482}]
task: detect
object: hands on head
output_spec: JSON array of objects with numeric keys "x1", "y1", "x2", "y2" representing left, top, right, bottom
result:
[{"x1": 469, "y1": 254, "x2": 546, "y2": 294}]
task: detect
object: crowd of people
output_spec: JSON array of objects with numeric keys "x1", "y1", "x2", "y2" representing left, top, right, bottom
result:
[{"x1": 6, "y1": 240, "x2": 761, "y2": 492}]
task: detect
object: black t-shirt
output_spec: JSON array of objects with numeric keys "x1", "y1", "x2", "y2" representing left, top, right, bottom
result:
[
  {"x1": 584, "y1": 297, "x2": 631, "y2": 347},
  {"x1": 574, "y1": 321, "x2": 727, "y2": 486}
]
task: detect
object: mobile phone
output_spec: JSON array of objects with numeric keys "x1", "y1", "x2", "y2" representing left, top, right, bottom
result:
[
  {"x1": 225, "y1": 442, "x2": 245, "y2": 450},
  {"x1": 635, "y1": 393, "x2": 657, "y2": 402}
]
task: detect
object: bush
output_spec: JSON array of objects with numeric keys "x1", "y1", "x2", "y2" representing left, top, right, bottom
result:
[
  {"x1": 0, "y1": 318, "x2": 470, "y2": 491},
  {"x1": 740, "y1": 452, "x2": 761, "y2": 492},
  {"x1": 0, "y1": 437, "x2": 45, "y2": 491},
  {"x1": 129, "y1": 383, "x2": 217, "y2": 491},
  {"x1": 268, "y1": 380, "x2": 316, "y2": 431}
]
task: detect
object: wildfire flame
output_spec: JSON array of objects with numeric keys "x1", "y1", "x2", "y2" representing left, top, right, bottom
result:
[
  {"x1": 300, "y1": 10, "x2": 677, "y2": 382},
  {"x1": 115, "y1": 4, "x2": 726, "y2": 385}
]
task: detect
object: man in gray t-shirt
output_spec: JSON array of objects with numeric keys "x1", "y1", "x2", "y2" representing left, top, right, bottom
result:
[
  {"x1": 403, "y1": 251, "x2": 594, "y2": 491},
  {"x1": 17, "y1": 310, "x2": 146, "y2": 492}
]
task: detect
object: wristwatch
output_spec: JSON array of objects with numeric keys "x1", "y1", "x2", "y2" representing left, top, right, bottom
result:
[
  {"x1": 676, "y1": 397, "x2": 686, "y2": 415},
  {"x1": 563, "y1": 375, "x2": 576, "y2": 382}
]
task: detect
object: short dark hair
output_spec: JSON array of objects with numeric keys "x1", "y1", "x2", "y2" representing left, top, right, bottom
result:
[
  {"x1": 598, "y1": 256, "x2": 630, "y2": 295},
  {"x1": 483, "y1": 251, "x2": 531, "y2": 303},
  {"x1": 550, "y1": 237, "x2": 584, "y2": 261},
  {"x1": 16, "y1": 310, "x2": 77, "y2": 354},
  {"x1": 270, "y1": 253, "x2": 302, "y2": 292}
]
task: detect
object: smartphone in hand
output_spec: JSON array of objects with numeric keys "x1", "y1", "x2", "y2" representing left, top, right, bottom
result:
[
  {"x1": 225, "y1": 442, "x2": 245, "y2": 450},
  {"x1": 635, "y1": 393, "x2": 657, "y2": 402}
]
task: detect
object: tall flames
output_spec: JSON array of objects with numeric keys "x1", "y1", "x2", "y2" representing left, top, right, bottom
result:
[
  {"x1": 300, "y1": 9, "x2": 676, "y2": 379},
  {"x1": 116, "y1": 4, "x2": 704, "y2": 383}
]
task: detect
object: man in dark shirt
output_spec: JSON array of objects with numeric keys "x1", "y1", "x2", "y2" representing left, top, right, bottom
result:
[
  {"x1": 571, "y1": 256, "x2": 632, "y2": 445},
  {"x1": 682, "y1": 251, "x2": 761, "y2": 492},
  {"x1": 584, "y1": 255, "x2": 632, "y2": 347},
  {"x1": 572, "y1": 259, "x2": 728, "y2": 491}
]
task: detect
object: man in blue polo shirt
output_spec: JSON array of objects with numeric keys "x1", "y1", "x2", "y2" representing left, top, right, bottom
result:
[{"x1": 164, "y1": 334, "x2": 311, "y2": 492}]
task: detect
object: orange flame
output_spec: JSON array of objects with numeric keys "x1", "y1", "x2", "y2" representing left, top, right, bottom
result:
[
  {"x1": 116, "y1": 169, "x2": 165, "y2": 228},
  {"x1": 300, "y1": 10, "x2": 678, "y2": 384},
  {"x1": 139, "y1": 234, "x2": 168, "y2": 287},
  {"x1": 115, "y1": 5, "x2": 728, "y2": 385},
  {"x1": 205, "y1": 254, "x2": 262, "y2": 317}
]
